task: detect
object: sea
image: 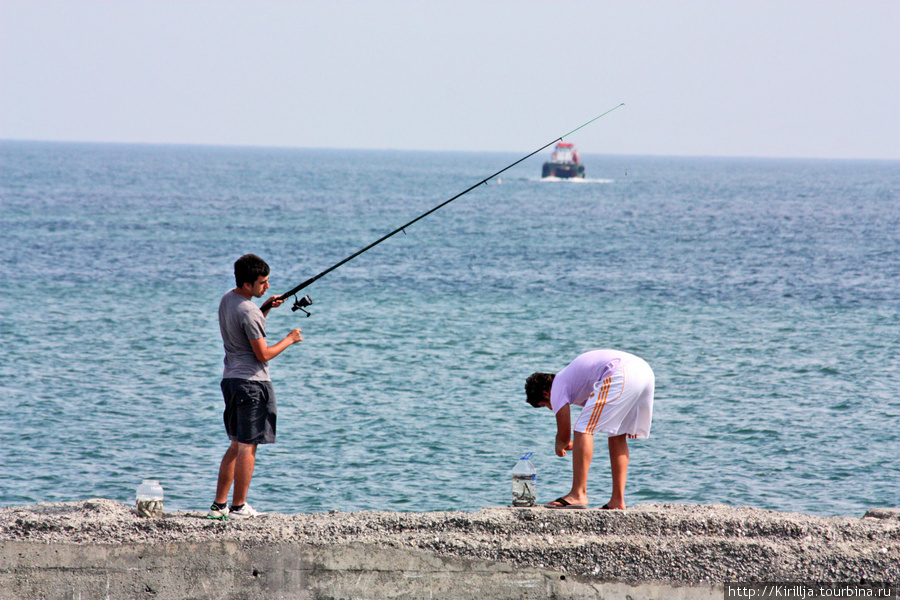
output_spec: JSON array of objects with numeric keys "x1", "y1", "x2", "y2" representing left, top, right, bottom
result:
[{"x1": 1, "y1": 141, "x2": 898, "y2": 517}]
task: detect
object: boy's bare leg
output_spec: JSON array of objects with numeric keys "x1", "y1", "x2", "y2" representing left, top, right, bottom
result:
[
  {"x1": 214, "y1": 441, "x2": 239, "y2": 505},
  {"x1": 214, "y1": 441, "x2": 257, "y2": 506},
  {"x1": 606, "y1": 434, "x2": 630, "y2": 509},
  {"x1": 231, "y1": 443, "x2": 257, "y2": 506},
  {"x1": 561, "y1": 431, "x2": 594, "y2": 505}
]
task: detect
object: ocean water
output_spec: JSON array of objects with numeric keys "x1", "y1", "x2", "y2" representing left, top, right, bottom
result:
[{"x1": 1, "y1": 141, "x2": 898, "y2": 517}]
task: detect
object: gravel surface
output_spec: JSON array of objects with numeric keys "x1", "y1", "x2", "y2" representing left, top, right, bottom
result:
[{"x1": 2, "y1": 499, "x2": 898, "y2": 585}]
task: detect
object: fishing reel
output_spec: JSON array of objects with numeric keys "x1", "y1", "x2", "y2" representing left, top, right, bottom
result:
[{"x1": 291, "y1": 294, "x2": 313, "y2": 317}]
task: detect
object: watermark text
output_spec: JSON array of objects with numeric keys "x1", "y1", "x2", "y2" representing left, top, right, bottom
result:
[{"x1": 725, "y1": 583, "x2": 896, "y2": 599}]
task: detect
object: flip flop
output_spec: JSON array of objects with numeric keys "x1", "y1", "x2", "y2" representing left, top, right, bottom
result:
[{"x1": 544, "y1": 497, "x2": 588, "y2": 509}]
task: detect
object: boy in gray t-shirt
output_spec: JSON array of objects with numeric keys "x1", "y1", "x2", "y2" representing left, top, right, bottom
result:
[
  {"x1": 208, "y1": 254, "x2": 303, "y2": 520},
  {"x1": 219, "y1": 289, "x2": 270, "y2": 381}
]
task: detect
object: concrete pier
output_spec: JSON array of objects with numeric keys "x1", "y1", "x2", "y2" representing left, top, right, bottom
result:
[{"x1": 1, "y1": 500, "x2": 897, "y2": 600}]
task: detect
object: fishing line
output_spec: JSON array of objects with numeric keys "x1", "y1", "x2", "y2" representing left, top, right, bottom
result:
[{"x1": 278, "y1": 103, "x2": 625, "y2": 315}]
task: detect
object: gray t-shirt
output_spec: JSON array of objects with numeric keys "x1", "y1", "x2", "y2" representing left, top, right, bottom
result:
[{"x1": 219, "y1": 290, "x2": 270, "y2": 381}]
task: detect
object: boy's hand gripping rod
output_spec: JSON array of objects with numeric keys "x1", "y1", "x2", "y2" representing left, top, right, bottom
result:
[{"x1": 278, "y1": 103, "x2": 625, "y2": 315}]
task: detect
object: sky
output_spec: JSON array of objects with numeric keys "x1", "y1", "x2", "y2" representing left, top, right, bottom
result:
[{"x1": 1, "y1": 0, "x2": 898, "y2": 160}]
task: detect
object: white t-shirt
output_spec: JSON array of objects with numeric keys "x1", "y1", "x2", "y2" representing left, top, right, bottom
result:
[{"x1": 550, "y1": 349, "x2": 636, "y2": 414}]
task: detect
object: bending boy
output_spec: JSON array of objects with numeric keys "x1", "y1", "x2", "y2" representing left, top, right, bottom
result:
[{"x1": 525, "y1": 349, "x2": 654, "y2": 509}]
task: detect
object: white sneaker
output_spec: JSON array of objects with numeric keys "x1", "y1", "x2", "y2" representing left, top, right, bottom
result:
[
  {"x1": 228, "y1": 503, "x2": 264, "y2": 519},
  {"x1": 207, "y1": 503, "x2": 229, "y2": 520}
]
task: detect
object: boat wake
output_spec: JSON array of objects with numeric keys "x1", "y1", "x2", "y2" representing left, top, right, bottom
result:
[{"x1": 537, "y1": 176, "x2": 615, "y2": 183}]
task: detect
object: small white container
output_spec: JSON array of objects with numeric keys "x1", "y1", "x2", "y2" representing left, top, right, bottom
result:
[
  {"x1": 511, "y1": 452, "x2": 536, "y2": 507},
  {"x1": 136, "y1": 479, "x2": 164, "y2": 518}
]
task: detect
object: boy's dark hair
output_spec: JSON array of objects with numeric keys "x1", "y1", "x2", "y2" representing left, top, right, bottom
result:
[
  {"x1": 234, "y1": 254, "x2": 270, "y2": 287},
  {"x1": 524, "y1": 372, "x2": 555, "y2": 407}
]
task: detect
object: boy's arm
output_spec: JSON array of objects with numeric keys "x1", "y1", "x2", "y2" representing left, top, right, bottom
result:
[
  {"x1": 249, "y1": 329, "x2": 303, "y2": 363},
  {"x1": 259, "y1": 295, "x2": 285, "y2": 317},
  {"x1": 554, "y1": 405, "x2": 574, "y2": 457}
]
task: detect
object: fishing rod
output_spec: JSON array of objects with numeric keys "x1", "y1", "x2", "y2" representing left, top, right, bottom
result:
[{"x1": 278, "y1": 103, "x2": 625, "y2": 316}]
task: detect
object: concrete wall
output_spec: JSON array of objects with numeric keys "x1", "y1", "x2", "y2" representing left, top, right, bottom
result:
[{"x1": 1, "y1": 540, "x2": 719, "y2": 600}]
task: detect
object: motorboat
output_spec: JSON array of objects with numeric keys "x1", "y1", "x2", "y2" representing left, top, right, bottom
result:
[{"x1": 541, "y1": 142, "x2": 585, "y2": 179}]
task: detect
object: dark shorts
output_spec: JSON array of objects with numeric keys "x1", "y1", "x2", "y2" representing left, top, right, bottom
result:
[{"x1": 221, "y1": 379, "x2": 277, "y2": 445}]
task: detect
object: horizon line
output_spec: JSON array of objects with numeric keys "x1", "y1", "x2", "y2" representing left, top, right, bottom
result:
[{"x1": 1, "y1": 137, "x2": 898, "y2": 163}]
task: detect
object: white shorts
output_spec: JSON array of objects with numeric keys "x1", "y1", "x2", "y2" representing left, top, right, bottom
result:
[{"x1": 573, "y1": 357, "x2": 654, "y2": 438}]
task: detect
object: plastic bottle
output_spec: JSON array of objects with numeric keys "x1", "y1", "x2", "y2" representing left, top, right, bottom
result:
[
  {"x1": 511, "y1": 452, "x2": 537, "y2": 507},
  {"x1": 136, "y1": 479, "x2": 164, "y2": 518}
]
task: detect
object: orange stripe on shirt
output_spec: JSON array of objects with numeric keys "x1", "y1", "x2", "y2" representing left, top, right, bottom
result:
[
  {"x1": 585, "y1": 366, "x2": 628, "y2": 434},
  {"x1": 585, "y1": 377, "x2": 611, "y2": 434}
]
